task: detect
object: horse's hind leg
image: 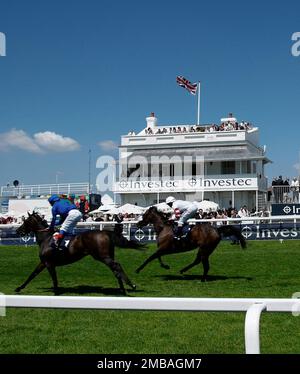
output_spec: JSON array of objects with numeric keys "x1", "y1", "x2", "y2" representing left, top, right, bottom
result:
[
  {"x1": 201, "y1": 256, "x2": 210, "y2": 282},
  {"x1": 180, "y1": 253, "x2": 202, "y2": 275},
  {"x1": 180, "y1": 253, "x2": 210, "y2": 282},
  {"x1": 15, "y1": 262, "x2": 46, "y2": 292},
  {"x1": 102, "y1": 257, "x2": 136, "y2": 294}
]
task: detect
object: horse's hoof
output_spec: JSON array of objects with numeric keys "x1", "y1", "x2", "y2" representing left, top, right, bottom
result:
[
  {"x1": 15, "y1": 287, "x2": 22, "y2": 293},
  {"x1": 180, "y1": 270, "x2": 185, "y2": 274},
  {"x1": 135, "y1": 269, "x2": 140, "y2": 274},
  {"x1": 131, "y1": 284, "x2": 137, "y2": 290}
]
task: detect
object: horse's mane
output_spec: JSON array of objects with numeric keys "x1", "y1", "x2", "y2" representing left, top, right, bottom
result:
[
  {"x1": 30, "y1": 212, "x2": 49, "y2": 228},
  {"x1": 147, "y1": 206, "x2": 173, "y2": 226}
]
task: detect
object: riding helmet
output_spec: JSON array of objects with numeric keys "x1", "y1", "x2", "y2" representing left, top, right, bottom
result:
[
  {"x1": 48, "y1": 194, "x2": 60, "y2": 204},
  {"x1": 166, "y1": 196, "x2": 176, "y2": 204}
]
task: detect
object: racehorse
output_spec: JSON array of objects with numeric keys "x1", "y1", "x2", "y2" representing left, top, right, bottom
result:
[
  {"x1": 136, "y1": 206, "x2": 246, "y2": 281},
  {"x1": 16, "y1": 212, "x2": 139, "y2": 295}
]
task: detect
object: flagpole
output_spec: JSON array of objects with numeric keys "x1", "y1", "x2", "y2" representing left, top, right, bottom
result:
[{"x1": 197, "y1": 81, "x2": 201, "y2": 125}]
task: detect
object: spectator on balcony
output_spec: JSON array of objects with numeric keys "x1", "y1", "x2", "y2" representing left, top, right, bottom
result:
[
  {"x1": 272, "y1": 176, "x2": 284, "y2": 203},
  {"x1": 282, "y1": 178, "x2": 290, "y2": 203},
  {"x1": 290, "y1": 177, "x2": 299, "y2": 203}
]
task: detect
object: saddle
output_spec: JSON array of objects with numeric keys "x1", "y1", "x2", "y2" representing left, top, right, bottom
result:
[{"x1": 171, "y1": 223, "x2": 192, "y2": 241}]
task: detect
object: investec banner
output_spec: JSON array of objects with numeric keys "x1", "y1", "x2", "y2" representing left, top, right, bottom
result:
[
  {"x1": 115, "y1": 177, "x2": 257, "y2": 193},
  {"x1": 130, "y1": 224, "x2": 300, "y2": 242},
  {"x1": 271, "y1": 204, "x2": 300, "y2": 216},
  {"x1": 2, "y1": 223, "x2": 300, "y2": 246}
]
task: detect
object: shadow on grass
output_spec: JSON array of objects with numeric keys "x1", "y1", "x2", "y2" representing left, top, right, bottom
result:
[
  {"x1": 155, "y1": 274, "x2": 253, "y2": 282},
  {"x1": 39, "y1": 285, "x2": 145, "y2": 296}
]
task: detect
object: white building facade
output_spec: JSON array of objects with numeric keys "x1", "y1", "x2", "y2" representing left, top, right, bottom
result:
[{"x1": 113, "y1": 113, "x2": 270, "y2": 211}]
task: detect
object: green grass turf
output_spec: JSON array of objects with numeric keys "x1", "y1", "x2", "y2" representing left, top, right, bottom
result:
[{"x1": 0, "y1": 240, "x2": 300, "y2": 353}]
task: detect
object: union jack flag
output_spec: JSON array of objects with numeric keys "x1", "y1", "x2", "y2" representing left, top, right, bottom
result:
[{"x1": 176, "y1": 76, "x2": 197, "y2": 95}]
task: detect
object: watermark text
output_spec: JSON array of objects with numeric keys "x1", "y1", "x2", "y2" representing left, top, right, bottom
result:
[
  {"x1": 291, "y1": 32, "x2": 300, "y2": 57},
  {"x1": 0, "y1": 32, "x2": 6, "y2": 57}
]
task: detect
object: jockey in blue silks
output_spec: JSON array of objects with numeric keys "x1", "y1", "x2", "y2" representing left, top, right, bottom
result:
[{"x1": 48, "y1": 194, "x2": 82, "y2": 248}]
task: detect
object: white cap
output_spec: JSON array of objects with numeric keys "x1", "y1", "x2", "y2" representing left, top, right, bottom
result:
[{"x1": 166, "y1": 196, "x2": 176, "y2": 204}]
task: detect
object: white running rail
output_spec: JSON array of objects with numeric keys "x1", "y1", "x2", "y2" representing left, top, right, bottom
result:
[{"x1": 2, "y1": 296, "x2": 300, "y2": 354}]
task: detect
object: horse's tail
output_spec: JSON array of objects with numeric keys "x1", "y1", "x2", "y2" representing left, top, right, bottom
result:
[
  {"x1": 113, "y1": 224, "x2": 146, "y2": 250},
  {"x1": 217, "y1": 225, "x2": 247, "y2": 248}
]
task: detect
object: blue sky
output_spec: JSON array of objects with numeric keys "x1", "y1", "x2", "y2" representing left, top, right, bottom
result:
[{"x1": 0, "y1": 0, "x2": 300, "y2": 188}]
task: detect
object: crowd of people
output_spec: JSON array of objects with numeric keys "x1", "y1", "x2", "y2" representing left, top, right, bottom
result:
[
  {"x1": 141, "y1": 121, "x2": 252, "y2": 136},
  {"x1": 0, "y1": 216, "x2": 18, "y2": 224}
]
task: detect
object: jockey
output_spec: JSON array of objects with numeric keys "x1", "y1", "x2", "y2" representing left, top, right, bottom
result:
[
  {"x1": 48, "y1": 194, "x2": 83, "y2": 248},
  {"x1": 166, "y1": 196, "x2": 198, "y2": 239}
]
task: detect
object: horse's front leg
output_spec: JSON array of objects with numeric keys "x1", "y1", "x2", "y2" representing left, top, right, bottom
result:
[
  {"x1": 100, "y1": 257, "x2": 126, "y2": 295},
  {"x1": 136, "y1": 249, "x2": 169, "y2": 273},
  {"x1": 15, "y1": 262, "x2": 46, "y2": 292},
  {"x1": 46, "y1": 264, "x2": 59, "y2": 295}
]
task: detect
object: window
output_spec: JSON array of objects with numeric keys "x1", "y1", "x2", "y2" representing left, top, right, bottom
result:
[
  {"x1": 221, "y1": 161, "x2": 235, "y2": 174},
  {"x1": 170, "y1": 164, "x2": 175, "y2": 177},
  {"x1": 192, "y1": 162, "x2": 196, "y2": 176}
]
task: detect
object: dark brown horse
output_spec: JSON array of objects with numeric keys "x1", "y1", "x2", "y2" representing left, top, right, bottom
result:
[
  {"x1": 136, "y1": 206, "x2": 246, "y2": 281},
  {"x1": 16, "y1": 212, "x2": 138, "y2": 295}
]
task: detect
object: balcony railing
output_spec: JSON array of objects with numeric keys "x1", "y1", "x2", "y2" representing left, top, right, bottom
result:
[
  {"x1": 0, "y1": 183, "x2": 90, "y2": 197},
  {"x1": 271, "y1": 186, "x2": 300, "y2": 204}
]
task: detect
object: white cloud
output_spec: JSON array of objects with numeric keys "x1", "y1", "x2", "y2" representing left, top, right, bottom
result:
[
  {"x1": 0, "y1": 129, "x2": 42, "y2": 153},
  {"x1": 0, "y1": 129, "x2": 80, "y2": 153},
  {"x1": 293, "y1": 162, "x2": 300, "y2": 174},
  {"x1": 98, "y1": 140, "x2": 118, "y2": 151},
  {"x1": 34, "y1": 131, "x2": 80, "y2": 152}
]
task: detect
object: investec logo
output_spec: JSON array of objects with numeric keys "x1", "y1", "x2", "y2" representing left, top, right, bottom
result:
[
  {"x1": 119, "y1": 179, "x2": 180, "y2": 190},
  {"x1": 118, "y1": 177, "x2": 254, "y2": 191},
  {"x1": 0, "y1": 32, "x2": 6, "y2": 57},
  {"x1": 283, "y1": 205, "x2": 300, "y2": 215},
  {"x1": 242, "y1": 225, "x2": 299, "y2": 239}
]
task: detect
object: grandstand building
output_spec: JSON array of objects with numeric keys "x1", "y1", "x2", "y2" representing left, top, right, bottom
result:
[{"x1": 114, "y1": 113, "x2": 270, "y2": 211}]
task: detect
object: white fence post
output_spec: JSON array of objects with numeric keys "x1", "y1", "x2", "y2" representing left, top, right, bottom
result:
[{"x1": 245, "y1": 302, "x2": 266, "y2": 354}]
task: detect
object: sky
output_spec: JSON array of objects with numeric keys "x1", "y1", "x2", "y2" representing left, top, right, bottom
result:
[{"x1": 0, "y1": 0, "x2": 300, "y2": 189}]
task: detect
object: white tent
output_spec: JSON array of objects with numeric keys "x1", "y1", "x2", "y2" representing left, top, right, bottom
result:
[
  {"x1": 103, "y1": 206, "x2": 120, "y2": 215},
  {"x1": 98, "y1": 204, "x2": 117, "y2": 212},
  {"x1": 118, "y1": 203, "x2": 146, "y2": 215},
  {"x1": 150, "y1": 202, "x2": 173, "y2": 215},
  {"x1": 195, "y1": 200, "x2": 219, "y2": 212},
  {"x1": 89, "y1": 194, "x2": 116, "y2": 215},
  {"x1": 106, "y1": 203, "x2": 146, "y2": 216},
  {"x1": 101, "y1": 194, "x2": 114, "y2": 205}
]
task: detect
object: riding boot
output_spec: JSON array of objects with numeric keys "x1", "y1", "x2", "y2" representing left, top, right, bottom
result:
[
  {"x1": 53, "y1": 233, "x2": 64, "y2": 249},
  {"x1": 56, "y1": 236, "x2": 64, "y2": 250},
  {"x1": 175, "y1": 225, "x2": 183, "y2": 240}
]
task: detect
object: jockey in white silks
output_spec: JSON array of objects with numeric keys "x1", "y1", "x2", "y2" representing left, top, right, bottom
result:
[{"x1": 165, "y1": 196, "x2": 198, "y2": 239}]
